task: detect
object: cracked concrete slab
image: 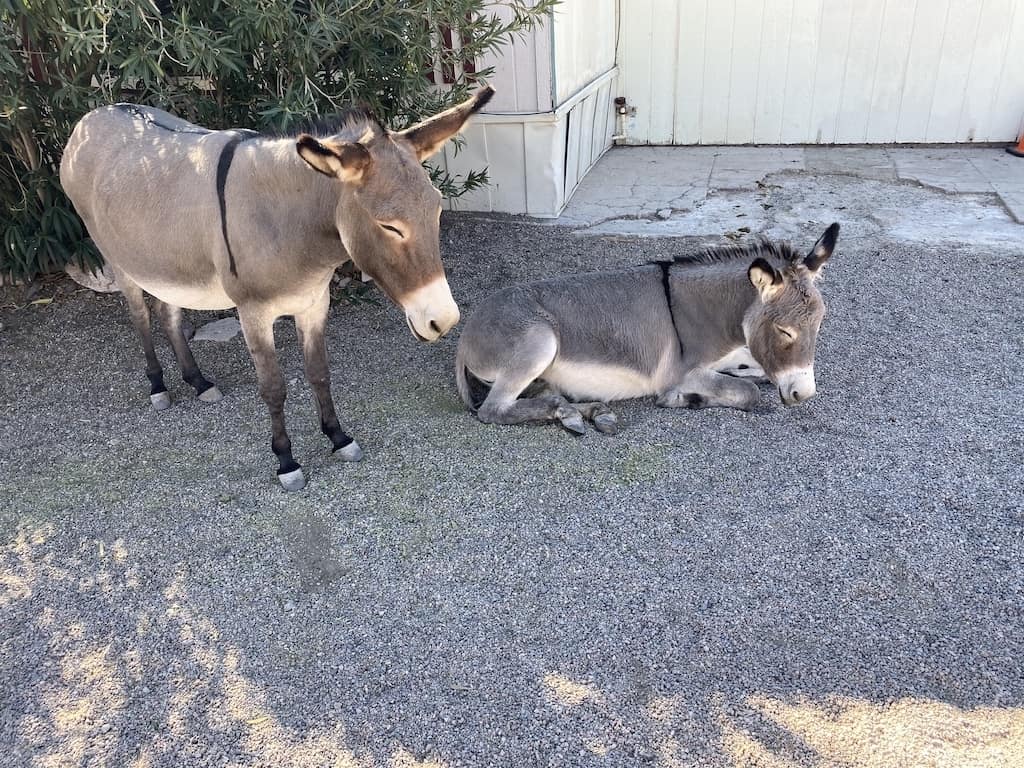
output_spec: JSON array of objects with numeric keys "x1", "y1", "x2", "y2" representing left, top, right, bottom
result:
[{"x1": 556, "y1": 145, "x2": 1024, "y2": 234}]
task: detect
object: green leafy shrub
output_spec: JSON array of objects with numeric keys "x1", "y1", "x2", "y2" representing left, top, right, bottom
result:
[{"x1": 0, "y1": 0, "x2": 554, "y2": 281}]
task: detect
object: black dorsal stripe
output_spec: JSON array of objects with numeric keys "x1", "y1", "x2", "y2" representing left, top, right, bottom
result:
[
  {"x1": 216, "y1": 131, "x2": 258, "y2": 277},
  {"x1": 655, "y1": 260, "x2": 685, "y2": 358}
]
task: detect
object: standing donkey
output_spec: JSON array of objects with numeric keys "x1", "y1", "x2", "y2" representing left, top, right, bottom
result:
[
  {"x1": 61, "y1": 87, "x2": 494, "y2": 490},
  {"x1": 456, "y1": 224, "x2": 839, "y2": 433}
]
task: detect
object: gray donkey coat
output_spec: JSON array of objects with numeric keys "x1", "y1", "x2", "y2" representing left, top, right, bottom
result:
[
  {"x1": 456, "y1": 225, "x2": 839, "y2": 434},
  {"x1": 61, "y1": 87, "x2": 494, "y2": 489}
]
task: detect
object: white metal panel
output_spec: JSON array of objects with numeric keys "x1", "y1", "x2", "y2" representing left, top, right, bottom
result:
[
  {"x1": 834, "y1": 1, "x2": 885, "y2": 143},
  {"x1": 726, "y1": 0, "x2": 766, "y2": 144},
  {"x1": 992, "y1": 0, "x2": 1024, "y2": 141},
  {"x1": 620, "y1": 0, "x2": 655, "y2": 145},
  {"x1": 648, "y1": 0, "x2": 680, "y2": 143},
  {"x1": 565, "y1": 101, "x2": 584, "y2": 192},
  {"x1": 474, "y1": 3, "x2": 552, "y2": 113},
  {"x1": 619, "y1": 0, "x2": 1024, "y2": 144},
  {"x1": 863, "y1": 0, "x2": 917, "y2": 143},
  {"x1": 807, "y1": 0, "x2": 852, "y2": 144},
  {"x1": 752, "y1": 0, "x2": 793, "y2": 143},
  {"x1": 700, "y1": 1, "x2": 735, "y2": 143},
  {"x1": 672, "y1": 0, "x2": 707, "y2": 145},
  {"x1": 895, "y1": 0, "x2": 950, "y2": 141},
  {"x1": 434, "y1": 72, "x2": 616, "y2": 217},
  {"x1": 552, "y1": 0, "x2": 617, "y2": 104},
  {"x1": 780, "y1": 0, "x2": 822, "y2": 143},
  {"x1": 927, "y1": 2, "x2": 985, "y2": 142},
  {"x1": 958, "y1": 0, "x2": 1016, "y2": 141},
  {"x1": 524, "y1": 119, "x2": 564, "y2": 216}
]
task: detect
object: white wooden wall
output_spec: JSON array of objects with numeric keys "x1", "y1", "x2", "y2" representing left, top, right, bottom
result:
[
  {"x1": 552, "y1": 0, "x2": 618, "y2": 103},
  {"x1": 619, "y1": 0, "x2": 1024, "y2": 144},
  {"x1": 474, "y1": 2, "x2": 553, "y2": 113},
  {"x1": 433, "y1": 0, "x2": 618, "y2": 216},
  {"x1": 477, "y1": 0, "x2": 617, "y2": 113}
]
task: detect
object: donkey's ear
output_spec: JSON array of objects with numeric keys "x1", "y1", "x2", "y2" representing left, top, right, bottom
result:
[
  {"x1": 748, "y1": 258, "x2": 784, "y2": 301},
  {"x1": 396, "y1": 86, "x2": 495, "y2": 161},
  {"x1": 296, "y1": 135, "x2": 371, "y2": 182},
  {"x1": 805, "y1": 222, "x2": 839, "y2": 273}
]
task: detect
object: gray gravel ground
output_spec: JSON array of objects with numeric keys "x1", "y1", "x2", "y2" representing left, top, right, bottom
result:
[{"x1": 1, "y1": 173, "x2": 1022, "y2": 767}]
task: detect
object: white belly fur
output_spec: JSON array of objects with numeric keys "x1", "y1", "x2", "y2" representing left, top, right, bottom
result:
[
  {"x1": 141, "y1": 278, "x2": 236, "y2": 311},
  {"x1": 542, "y1": 360, "x2": 659, "y2": 401}
]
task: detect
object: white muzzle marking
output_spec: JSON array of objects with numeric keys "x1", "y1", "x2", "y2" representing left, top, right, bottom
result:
[
  {"x1": 402, "y1": 276, "x2": 460, "y2": 342},
  {"x1": 776, "y1": 367, "x2": 817, "y2": 406}
]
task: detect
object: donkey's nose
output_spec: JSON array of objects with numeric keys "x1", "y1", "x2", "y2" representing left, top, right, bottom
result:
[
  {"x1": 777, "y1": 368, "x2": 816, "y2": 406},
  {"x1": 402, "y1": 276, "x2": 460, "y2": 342}
]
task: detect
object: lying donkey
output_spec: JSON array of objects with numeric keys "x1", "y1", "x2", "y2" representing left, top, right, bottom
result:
[
  {"x1": 456, "y1": 224, "x2": 839, "y2": 433},
  {"x1": 61, "y1": 87, "x2": 494, "y2": 489}
]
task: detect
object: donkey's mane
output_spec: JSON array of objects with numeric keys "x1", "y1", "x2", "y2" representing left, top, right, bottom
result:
[
  {"x1": 271, "y1": 107, "x2": 385, "y2": 140},
  {"x1": 670, "y1": 238, "x2": 804, "y2": 267}
]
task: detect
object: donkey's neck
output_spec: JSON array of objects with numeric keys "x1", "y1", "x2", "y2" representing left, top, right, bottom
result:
[
  {"x1": 235, "y1": 138, "x2": 346, "y2": 266},
  {"x1": 666, "y1": 263, "x2": 757, "y2": 359}
]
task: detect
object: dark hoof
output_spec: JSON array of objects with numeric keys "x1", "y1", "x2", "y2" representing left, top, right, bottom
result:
[
  {"x1": 278, "y1": 468, "x2": 306, "y2": 492},
  {"x1": 150, "y1": 392, "x2": 172, "y2": 411},
  {"x1": 333, "y1": 440, "x2": 363, "y2": 462},
  {"x1": 593, "y1": 412, "x2": 620, "y2": 435},
  {"x1": 558, "y1": 413, "x2": 587, "y2": 436},
  {"x1": 198, "y1": 385, "x2": 223, "y2": 403}
]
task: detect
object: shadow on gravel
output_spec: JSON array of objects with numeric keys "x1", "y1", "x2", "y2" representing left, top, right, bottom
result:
[{"x1": 1, "y1": 185, "x2": 1022, "y2": 767}]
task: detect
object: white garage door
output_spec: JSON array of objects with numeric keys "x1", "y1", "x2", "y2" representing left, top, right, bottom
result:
[{"x1": 617, "y1": 0, "x2": 1024, "y2": 144}]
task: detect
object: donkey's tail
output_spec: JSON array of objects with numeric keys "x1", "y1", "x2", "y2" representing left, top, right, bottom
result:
[{"x1": 455, "y1": 345, "x2": 488, "y2": 413}]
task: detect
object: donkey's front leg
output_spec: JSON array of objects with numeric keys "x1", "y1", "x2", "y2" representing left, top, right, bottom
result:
[
  {"x1": 294, "y1": 289, "x2": 362, "y2": 462},
  {"x1": 238, "y1": 307, "x2": 304, "y2": 491},
  {"x1": 657, "y1": 369, "x2": 760, "y2": 411}
]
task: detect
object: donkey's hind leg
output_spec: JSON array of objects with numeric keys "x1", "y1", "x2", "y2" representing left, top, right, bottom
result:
[
  {"x1": 475, "y1": 328, "x2": 587, "y2": 434},
  {"x1": 115, "y1": 269, "x2": 170, "y2": 411},
  {"x1": 531, "y1": 385, "x2": 619, "y2": 435},
  {"x1": 153, "y1": 300, "x2": 222, "y2": 403}
]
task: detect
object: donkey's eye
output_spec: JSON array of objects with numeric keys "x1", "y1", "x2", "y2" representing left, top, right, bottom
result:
[
  {"x1": 379, "y1": 223, "x2": 405, "y2": 239},
  {"x1": 776, "y1": 325, "x2": 796, "y2": 339}
]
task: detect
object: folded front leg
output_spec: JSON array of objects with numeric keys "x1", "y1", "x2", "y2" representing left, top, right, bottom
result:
[
  {"x1": 657, "y1": 369, "x2": 760, "y2": 411},
  {"x1": 711, "y1": 346, "x2": 766, "y2": 379}
]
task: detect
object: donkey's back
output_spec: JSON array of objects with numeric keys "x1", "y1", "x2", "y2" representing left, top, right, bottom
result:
[{"x1": 61, "y1": 105, "x2": 241, "y2": 310}]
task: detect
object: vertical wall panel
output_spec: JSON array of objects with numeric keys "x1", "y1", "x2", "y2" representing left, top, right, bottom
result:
[
  {"x1": 779, "y1": 0, "x2": 820, "y2": 143},
  {"x1": 991, "y1": 0, "x2": 1024, "y2": 140},
  {"x1": 552, "y1": 0, "x2": 617, "y2": 103},
  {"x1": 895, "y1": 0, "x2": 950, "y2": 141},
  {"x1": 701, "y1": 0, "x2": 736, "y2": 143},
  {"x1": 926, "y1": 2, "x2": 984, "y2": 141},
  {"x1": 752, "y1": 0, "x2": 794, "y2": 144},
  {"x1": 726, "y1": 0, "x2": 766, "y2": 143},
  {"x1": 834, "y1": 0, "x2": 885, "y2": 142},
  {"x1": 959, "y1": 0, "x2": 1015, "y2": 141},
  {"x1": 620, "y1": 0, "x2": 655, "y2": 143},
  {"x1": 672, "y1": 0, "x2": 708, "y2": 144},
  {"x1": 619, "y1": 0, "x2": 1024, "y2": 144},
  {"x1": 648, "y1": 0, "x2": 681, "y2": 143},
  {"x1": 474, "y1": 4, "x2": 552, "y2": 113},
  {"x1": 863, "y1": 0, "x2": 916, "y2": 143},
  {"x1": 807, "y1": 0, "x2": 853, "y2": 143}
]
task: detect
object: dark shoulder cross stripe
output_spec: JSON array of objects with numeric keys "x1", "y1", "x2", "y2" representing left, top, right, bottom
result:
[
  {"x1": 216, "y1": 130, "x2": 259, "y2": 277},
  {"x1": 653, "y1": 260, "x2": 685, "y2": 357}
]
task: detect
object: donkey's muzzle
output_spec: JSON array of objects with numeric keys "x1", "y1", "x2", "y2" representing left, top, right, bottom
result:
[
  {"x1": 777, "y1": 368, "x2": 817, "y2": 406},
  {"x1": 402, "y1": 276, "x2": 460, "y2": 342}
]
